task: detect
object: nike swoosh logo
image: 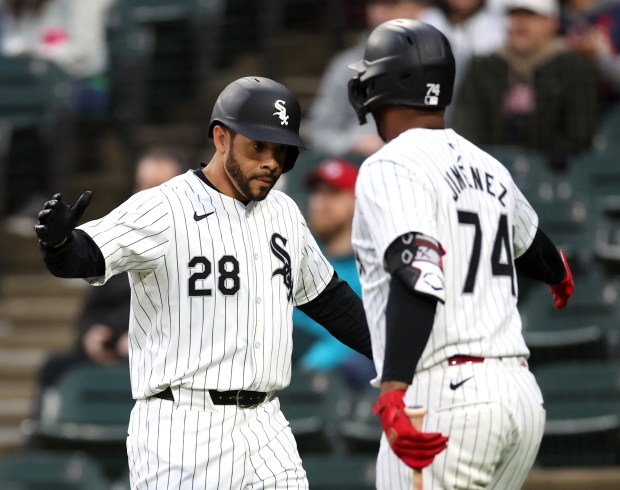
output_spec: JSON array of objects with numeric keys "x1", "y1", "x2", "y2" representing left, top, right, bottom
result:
[
  {"x1": 194, "y1": 211, "x2": 215, "y2": 222},
  {"x1": 449, "y1": 376, "x2": 473, "y2": 390}
]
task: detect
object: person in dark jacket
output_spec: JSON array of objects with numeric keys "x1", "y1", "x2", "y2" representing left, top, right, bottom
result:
[{"x1": 452, "y1": 0, "x2": 599, "y2": 170}]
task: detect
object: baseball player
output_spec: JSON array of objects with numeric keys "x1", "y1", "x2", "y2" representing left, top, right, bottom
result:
[
  {"x1": 34, "y1": 76, "x2": 373, "y2": 489},
  {"x1": 347, "y1": 19, "x2": 575, "y2": 489}
]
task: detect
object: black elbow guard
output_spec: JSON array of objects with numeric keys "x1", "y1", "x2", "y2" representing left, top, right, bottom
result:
[{"x1": 384, "y1": 232, "x2": 446, "y2": 303}]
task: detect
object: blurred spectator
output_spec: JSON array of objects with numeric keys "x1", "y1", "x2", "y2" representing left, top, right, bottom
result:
[
  {"x1": 420, "y1": 0, "x2": 507, "y2": 121},
  {"x1": 1, "y1": 0, "x2": 116, "y2": 236},
  {"x1": 561, "y1": 0, "x2": 620, "y2": 111},
  {"x1": 452, "y1": 0, "x2": 599, "y2": 170},
  {"x1": 293, "y1": 158, "x2": 376, "y2": 391},
  {"x1": 1, "y1": 0, "x2": 115, "y2": 116},
  {"x1": 302, "y1": 0, "x2": 430, "y2": 158},
  {"x1": 31, "y1": 147, "x2": 190, "y2": 416}
]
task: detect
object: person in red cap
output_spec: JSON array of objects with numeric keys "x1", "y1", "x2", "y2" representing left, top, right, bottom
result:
[{"x1": 293, "y1": 158, "x2": 376, "y2": 391}]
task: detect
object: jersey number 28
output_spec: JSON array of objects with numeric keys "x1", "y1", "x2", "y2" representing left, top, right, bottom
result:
[
  {"x1": 188, "y1": 256, "x2": 240, "y2": 296},
  {"x1": 457, "y1": 211, "x2": 515, "y2": 296}
]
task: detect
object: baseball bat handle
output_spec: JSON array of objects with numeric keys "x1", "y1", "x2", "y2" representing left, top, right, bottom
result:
[{"x1": 404, "y1": 406, "x2": 426, "y2": 490}]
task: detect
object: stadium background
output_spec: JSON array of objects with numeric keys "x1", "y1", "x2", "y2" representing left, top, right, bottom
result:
[{"x1": 0, "y1": 0, "x2": 618, "y2": 488}]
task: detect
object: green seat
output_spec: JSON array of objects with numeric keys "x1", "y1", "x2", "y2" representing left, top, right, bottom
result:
[
  {"x1": 32, "y1": 363, "x2": 133, "y2": 480},
  {"x1": 533, "y1": 361, "x2": 620, "y2": 404},
  {"x1": 575, "y1": 151, "x2": 620, "y2": 201},
  {"x1": 279, "y1": 367, "x2": 352, "y2": 454},
  {"x1": 519, "y1": 269, "x2": 619, "y2": 367},
  {"x1": 593, "y1": 104, "x2": 620, "y2": 152},
  {"x1": 482, "y1": 145, "x2": 554, "y2": 196},
  {"x1": 482, "y1": 144, "x2": 538, "y2": 190},
  {"x1": 339, "y1": 386, "x2": 382, "y2": 454},
  {"x1": 302, "y1": 454, "x2": 376, "y2": 490},
  {"x1": 0, "y1": 450, "x2": 110, "y2": 490},
  {"x1": 37, "y1": 363, "x2": 133, "y2": 438},
  {"x1": 0, "y1": 56, "x2": 73, "y2": 130},
  {"x1": 0, "y1": 55, "x2": 75, "y2": 215},
  {"x1": 593, "y1": 196, "x2": 620, "y2": 275},
  {"x1": 534, "y1": 193, "x2": 593, "y2": 269},
  {"x1": 537, "y1": 400, "x2": 620, "y2": 467}
]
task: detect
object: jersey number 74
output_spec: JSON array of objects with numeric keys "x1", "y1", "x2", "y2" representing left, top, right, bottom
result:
[{"x1": 457, "y1": 211, "x2": 515, "y2": 296}]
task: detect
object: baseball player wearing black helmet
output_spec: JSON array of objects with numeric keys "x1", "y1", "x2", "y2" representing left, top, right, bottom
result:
[
  {"x1": 209, "y1": 76, "x2": 308, "y2": 173},
  {"x1": 347, "y1": 19, "x2": 574, "y2": 489},
  {"x1": 34, "y1": 76, "x2": 373, "y2": 489}
]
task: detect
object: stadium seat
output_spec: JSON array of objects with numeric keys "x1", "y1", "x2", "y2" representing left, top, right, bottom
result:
[
  {"x1": 533, "y1": 193, "x2": 593, "y2": 271},
  {"x1": 537, "y1": 400, "x2": 620, "y2": 467},
  {"x1": 575, "y1": 151, "x2": 620, "y2": 201},
  {"x1": 30, "y1": 363, "x2": 133, "y2": 480},
  {"x1": 339, "y1": 385, "x2": 382, "y2": 454},
  {"x1": 519, "y1": 268, "x2": 620, "y2": 367},
  {"x1": 302, "y1": 454, "x2": 376, "y2": 490},
  {"x1": 0, "y1": 55, "x2": 75, "y2": 216},
  {"x1": 592, "y1": 104, "x2": 620, "y2": 153},
  {"x1": 279, "y1": 367, "x2": 352, "y2": 454},
  {"x1": 482, "y1": 144, "x2": 539, "y2": 191},
  {"x1": 533, "y1": 361, "x2": 620, "y2": 404},
  {"x1": 0, "y1": 450, "x2": 110, "y2": 490},
  {"x1": 593, "y1": 196, "x2": 620, "y2": 275}
]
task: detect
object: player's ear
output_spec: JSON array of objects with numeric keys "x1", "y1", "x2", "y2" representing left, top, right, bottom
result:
[{"x1": 212, "y1": 124, "x2": 229, "y2": 154}]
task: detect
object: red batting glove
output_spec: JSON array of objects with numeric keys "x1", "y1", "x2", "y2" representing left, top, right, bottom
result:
[
  {"x1": 548, "y1": 249, "x2": 574, "y2": 309},
  {"x1": 373, "y1": 389, "x2": 448, "y2": 470}
]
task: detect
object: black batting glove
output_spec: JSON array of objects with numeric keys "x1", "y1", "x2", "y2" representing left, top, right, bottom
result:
[{"x1": 35, "y1": 191, "x2": 93, "y2": 248}]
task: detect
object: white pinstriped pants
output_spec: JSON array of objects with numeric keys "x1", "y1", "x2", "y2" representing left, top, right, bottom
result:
[
  {"x1": 376, "y1": 357, "x2": 546, "y2": 490},
  {"x1": 127, "y1": 396, "x2": 308, "y2": 489}
]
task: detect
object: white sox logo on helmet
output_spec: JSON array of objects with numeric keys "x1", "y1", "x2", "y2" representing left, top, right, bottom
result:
[{"x1": 273, "y1": 100, "x2": 289, "y2": 126}]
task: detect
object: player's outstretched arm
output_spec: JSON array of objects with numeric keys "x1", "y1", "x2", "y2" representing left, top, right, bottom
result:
[
  {"x1": 548, "y1": 249, "x2": 574, "y2": 309},
  {"x1": 35, "y1": 191, "x2": 106, "y2": 279},
  {"x1": 514, "y1": 229, "x2": 574, "y2": 308}
]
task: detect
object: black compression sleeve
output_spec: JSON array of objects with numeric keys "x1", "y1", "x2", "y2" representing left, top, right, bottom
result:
[
  {"x1": 515, "y1": 228, "x2": 565, "y2": 285},
  {"x1": 382, "y1": 276, "x2": 437, "y2": 383},
  {"x1": 297, "y1": 273, "x2": 373, "y2": 360},
  {"x1": 40, "y1": 229, "x2": 106, "y2": 278}
]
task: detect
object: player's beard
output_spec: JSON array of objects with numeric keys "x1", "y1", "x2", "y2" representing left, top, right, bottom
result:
[{"x1": 224, "y1": 146, "x2": 277, "y2": 202}]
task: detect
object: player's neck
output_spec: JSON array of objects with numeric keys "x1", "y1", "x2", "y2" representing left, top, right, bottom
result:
[{"x1": 379, "y1": 107, "x2": 445, "y2": 142}]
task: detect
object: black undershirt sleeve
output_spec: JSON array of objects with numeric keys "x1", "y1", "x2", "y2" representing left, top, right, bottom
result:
[
  {"x1": 297, "y1": 272, "x2": 373, "y2": 360},
  {"x1": 382, "y1": 276, "x2": 437, "y2": 383},
  {"x1": 40, "y1": 229, "x2": 106, "y2": 278},
  {"x1": 515, "y1": 228, "x2": 565, "y2": 285}
]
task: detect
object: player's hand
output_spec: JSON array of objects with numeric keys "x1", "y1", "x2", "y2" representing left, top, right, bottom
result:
[
  {"x1": 35, "y1": 191, "x2": 93, "y2": 247},
  {"x1": 548, "y1": 249, "x2": 574, "y2": 309},
  {"x1": 373, "y1": 389, "x2": 448, "y2": 470}
]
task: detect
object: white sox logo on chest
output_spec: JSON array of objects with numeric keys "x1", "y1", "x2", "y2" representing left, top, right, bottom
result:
[{"x1": 270, "y1": 233, "x2": 293, "y2": 301}]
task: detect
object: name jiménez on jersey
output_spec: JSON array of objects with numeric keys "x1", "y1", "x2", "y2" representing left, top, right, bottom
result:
[{"x1": 443, "y1": 163, "x2": 508, "y2": 207}]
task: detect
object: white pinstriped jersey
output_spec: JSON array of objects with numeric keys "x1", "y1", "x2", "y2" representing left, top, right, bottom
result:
[
  {"x1": 352, "y1": 128, "x2": 539, "y2": 378},
  {"x1": 79, "y1": 170, "x2": 334, "y2": 399}
]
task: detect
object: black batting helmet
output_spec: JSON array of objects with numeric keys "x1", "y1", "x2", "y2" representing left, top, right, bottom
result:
[
  {"x1": 348, "y1": 19, "x2": 455, "y2": 124},
  {"x1": 209, "y1": 76, "x2": 308, "y2": 173}
]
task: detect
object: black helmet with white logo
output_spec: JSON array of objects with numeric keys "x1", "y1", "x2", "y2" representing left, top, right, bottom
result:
[
  {"x1": 209, "y1": 76, "x2": 308, "y2": 172},
  {"x1": 348, "y1": 19, "x2": 455, "y2": 124}
]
